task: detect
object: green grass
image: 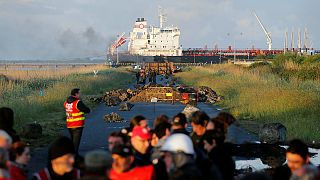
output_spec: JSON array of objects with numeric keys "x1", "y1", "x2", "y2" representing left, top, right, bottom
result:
[
  {"x1": 0, "y1": 67, "x2": 134, "y2": 146},
  {"x1": 176, "y1": 64, "x2": 320, "y2": 143}
]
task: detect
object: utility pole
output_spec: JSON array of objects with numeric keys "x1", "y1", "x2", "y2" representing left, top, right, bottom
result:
[
  {"x1": 116, "y1": 47, "x2": 119, "y2": 65},
  {"x1": 233, "y1": 39, "x2": 236, "y2": 62},
  {"x1": 298, "y1": 28, "x2": 301, "y2": 51}
]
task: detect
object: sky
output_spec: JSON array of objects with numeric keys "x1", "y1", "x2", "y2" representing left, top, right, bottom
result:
[{"x1": 0, "y1": 0, "x2": 318, "y2": 60}]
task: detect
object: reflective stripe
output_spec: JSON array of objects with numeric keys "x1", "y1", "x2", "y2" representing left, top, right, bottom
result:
[
  {"x1": 71, "y1": 112, "x2": 84, "y2": 116},
  {"x1": 67, "y1": 117, "x2": 85, "y2": 122}
]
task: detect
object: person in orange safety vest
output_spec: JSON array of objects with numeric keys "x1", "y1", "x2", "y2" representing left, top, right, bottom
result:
[{"x1": 64, "y1": 88, "x2": 90, "y2": 154}]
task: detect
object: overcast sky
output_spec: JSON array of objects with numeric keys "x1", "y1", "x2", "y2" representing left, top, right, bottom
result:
[{"x1": 0, "y1": 0, "x2": 318, "y2": 60}]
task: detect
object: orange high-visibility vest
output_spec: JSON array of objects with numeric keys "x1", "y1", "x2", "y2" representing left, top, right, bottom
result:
[{"x1": 64, "y1": 100, "x2": 85, "y2": 128}]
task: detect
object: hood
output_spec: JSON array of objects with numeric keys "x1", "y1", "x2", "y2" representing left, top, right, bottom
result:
[{"x1": 66, "y1": 96, "x2": 78, "y2": 103}]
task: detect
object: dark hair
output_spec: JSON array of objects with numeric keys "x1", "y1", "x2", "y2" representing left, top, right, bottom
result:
[
  {"x1": 154, "y1": 122, "x2": 172, "y2": 139},
  {"x1": 209, "y1": 118, "x2": 226, "y2": 134},
  {"x1": 190, "y1": 111, "x2": 209, "y2": 126},
  {"x1": 215, "y1": 112, "x2": 236, "y2": 125},
  {"x1": 109, "y1": 131, "x2": 128, "y2": 145},
  {"x1": 153, "y1": 115, "x2": 169, "y2": 128},
  {"x1": 172, "y1": 113, "x2": 187, "y2": 126},
  {"x1": 203, "y1": 129, "x2": 225, "y2": 145},
  {"x1": 129, "y1": 115, "x2": 146, "y2": 130},
  {"x1": 287, "y1": 139, "x2": 309, "y2": 160},
  {"x1": 0, "y1": 107, "x2": 14, "y2": 129},
  {"x1": 9, "y1": 141, "x2": 27, "y2": 161},
  {"x1": 71, "y1": 88, "x2": 80, "y2": 96}
]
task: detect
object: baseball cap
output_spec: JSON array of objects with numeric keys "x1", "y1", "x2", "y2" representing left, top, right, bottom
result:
[
  {"x1": 111, "y1": 145, "x2": 133, "y2": 157},
  {"x1": 131, "y1": 126, "x2": 152, "y2": 140},
  {"x1": 172, "y1": 113, "x2": 187, "y2": 126}
]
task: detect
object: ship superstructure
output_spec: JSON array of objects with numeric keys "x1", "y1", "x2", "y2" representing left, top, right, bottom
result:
[{"x1": 128, "y1": 9, "x2": 182, "y2": 56}]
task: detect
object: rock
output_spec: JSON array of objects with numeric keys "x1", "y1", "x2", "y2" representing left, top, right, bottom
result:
[
  {"x1": 181, "y1": 104, "x2": 200, "y2": 120},
  {"x1": 198, "y1": 86, "x2": 219, "y2": 104},
  {"x1": 259, "y1": 123, "x2": 287, "y2": 144},
  {"x1": 104, "y1": 112, "x2": 123, "y2": 122},
  {"x1": 89, "y1": 96, "x2": 102, "y2": 103},
  {"x1": 118, "y1": 93, "x2": 129, "y2": 101},
  {"x1": 119, "y1": 102, "x2": 134, "y2": 111},
  {"x1": 105, "y1": 96, "x2": 121, "y2": 106},
  {"x1": 21, "y1": 123, "x2": 42, "y2": 139}
]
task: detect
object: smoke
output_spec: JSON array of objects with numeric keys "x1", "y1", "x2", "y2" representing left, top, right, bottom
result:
[{"x1": 56, "y1": 27, "x2": 108, "y2": 59}]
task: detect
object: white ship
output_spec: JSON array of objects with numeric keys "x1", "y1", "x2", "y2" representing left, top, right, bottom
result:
[{"x1": 128, "y1": 8, "x2": 182, "y2": 56}]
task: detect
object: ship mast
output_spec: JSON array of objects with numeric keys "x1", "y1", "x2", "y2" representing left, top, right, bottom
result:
[{"x1": 158, "y1": 6, "x2": 167, "y2": 29}]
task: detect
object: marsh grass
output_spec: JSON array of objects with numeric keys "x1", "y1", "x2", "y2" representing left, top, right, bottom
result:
[
  {"x1": 176, "y1": 64, "x2": 320, "y2": 142},
  {"x1": 0, "y1": 65, "x2": 134, "y2": 146}
]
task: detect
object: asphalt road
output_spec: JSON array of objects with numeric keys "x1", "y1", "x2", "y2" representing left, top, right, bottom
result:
[{"x1": 28, "y1": 74, "x2": 259, "y2": 175}]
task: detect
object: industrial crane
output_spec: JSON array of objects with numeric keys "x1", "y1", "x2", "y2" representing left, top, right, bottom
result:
[{"x1": 252, "y1": 11, "x2": 272, "y2": 50}]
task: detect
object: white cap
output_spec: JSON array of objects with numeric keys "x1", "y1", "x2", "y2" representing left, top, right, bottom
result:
[{"x1": 160, "y1": 134, "x2": 195, "y2": 155}]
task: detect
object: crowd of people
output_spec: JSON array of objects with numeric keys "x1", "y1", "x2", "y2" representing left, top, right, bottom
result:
[{"x1": 0, "y1": 105, "x2": 319, "y2": 180}]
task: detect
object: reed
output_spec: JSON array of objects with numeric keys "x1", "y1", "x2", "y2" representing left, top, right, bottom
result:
[
  {"x1": 0, "y1": 66, "x2": 134, "y2": 144},
  {"x1": 176, "y1": 64, "x2": 320, "y2": 142}
]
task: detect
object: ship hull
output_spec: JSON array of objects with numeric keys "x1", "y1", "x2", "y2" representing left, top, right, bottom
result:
[{"x1": 111, "y1": 54, "x2": 227, "y2": 64}]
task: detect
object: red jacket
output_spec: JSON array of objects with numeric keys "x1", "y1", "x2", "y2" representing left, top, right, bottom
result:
[
  {"x1": 109, "y1": 165, "x2": 155, "y2": 180},
  {"x1": 8, "y1": 162, "x2": 26, "y2": 180}
]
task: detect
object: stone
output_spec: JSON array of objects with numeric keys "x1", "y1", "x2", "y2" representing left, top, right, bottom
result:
[
  {"x1": 105, "y1": 96, "x2": 121, "y2": 106},
  {"x1": 259, "y1": 123, "x2": 287, "y2": 144},
  {"x1": 89, "y1": 96, "x2": 102, "y2": 103},
  {"x1": 118, "y1": 93, "x2": 129, "y2": 101},
  {"x1": 198, "y1": 86, "x2": 219, "y2": 104},
  {"x1": 181, "y1": 104, "x2": 200, "y2": 120},
  {"x1": 104, "y1": 112, "x2": 124, "y2": 122},
  {"x1": 21, "y1": 123, "x2": 42, "y2": 139},
  {"x1": 119, "y1": 102, "x2": 134, "y2": 111}
]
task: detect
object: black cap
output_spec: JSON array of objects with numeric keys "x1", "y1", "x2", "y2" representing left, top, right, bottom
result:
[
  {"x1": 172, "y1": 113, "x2": 187, "y2": 126},
  {"x1": 48, "y1": 136, "x2": 75, "y2": 161},
  {"x1": 111, "y1": 145, "x2": 133, "y2": 157}
]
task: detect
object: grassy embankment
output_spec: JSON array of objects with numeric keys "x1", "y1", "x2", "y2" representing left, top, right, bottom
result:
[
  {"x1": 176, "y1": 53, "x2": 320, "y2": 143},
  {"x1": 0, "y1": 65, "x2": 134, "y2": 146}
]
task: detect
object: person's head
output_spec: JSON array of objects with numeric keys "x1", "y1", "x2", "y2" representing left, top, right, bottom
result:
[
  {"x1": 153, "y1": 115, "x2": 170, "y2": 128},
  {"x1": 286, "y1": 139, "x2": 310, "y2": 173},
  {"x1": 130, "y1": 115, "x2": 149, "y2": 130},
  {"x1": 203, "y1": 130, "x2": 225, "y2": 153},
  {"x1": 108, "y1": 131, "x2": 127, "y2": 152},
  {"x1": 0, "y1": 107, "x2": 14, "y2": 130},
  {"x1": 9, "y1": 141, "x2": 31, "y2": 165},
  {"x1": 111, "y1": 145, "x2": 134, "y2": 173},
  {"x1": 71, "y1": 88, "x2": 81, "y2": 98},
  {"x1": 131, "y1": 126, "x2": 151, "y2": 154},
  {"x1": 85, "y1": 149, "x2": 112, "y2": 175},
  {"x1": 160, "y1": 134, "x2": 195, "y2": 173},
  {"x1": 172, "y1": 113, "x2": 187, "y2": 130},
  {"x1": 206, "y1": 118, "x2": 226, "y2": 134},
  {"x1": 0, "y1": 130, "x2": 12, "y2": 150},
  {"x1": 154, "y1": 122, "x2": 171, "y2": 140},
  {"x1": 48, "y1": 136, "x2": 75, "y2": 175},
  {"x1": 213, "y1": 112, "x2": 236, "y2": 132},
  {"x1": 190, "y1": 111, "x2": 209, "y2": 136}
]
